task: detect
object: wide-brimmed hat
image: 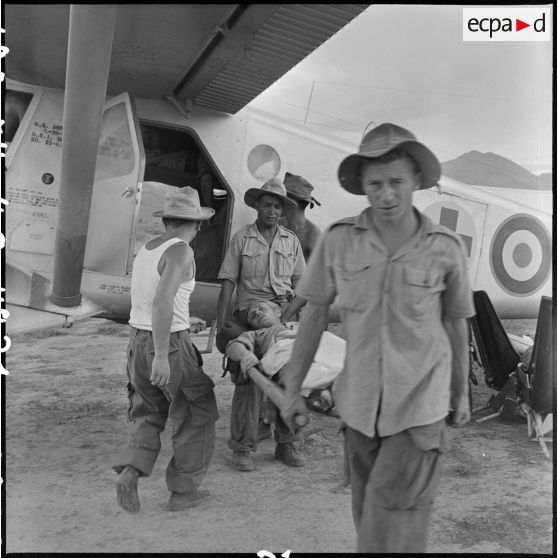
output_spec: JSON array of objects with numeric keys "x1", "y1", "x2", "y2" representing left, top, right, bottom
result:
[
  {"x1": 152, "y1": 184, "x2": 215, "y2": 220},
  {"x1": 284, "y1": 172, "x2": 321, "y2": 208},
  {"x1": 244, "y1": 178, "x2": 297, "y2": 216},
  {"x1": 338, "y1": 123, "x2": 441, "y2": 195}
]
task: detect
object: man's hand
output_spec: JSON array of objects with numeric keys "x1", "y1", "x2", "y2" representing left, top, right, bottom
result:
[
  {"x1": 150, "y1": 354, "x2": 171, "y2": 386},
  {"x1": 285, "y1": 290, "x2": 296, "y2": 303},
  {"x1": 448, "y1": 391, "x2": 470, "y2": 427},
  {"x1": 281, "y1": 392, "x2": 310, "y2": 434},
  {"x1": 240, "y1": 352, "x2": 260, "y2": 379},
  {"x1": 189, "y1": 316, "x2": 206, "y2": 334},
  {"x1": 281, "y1": 295, "x2": 306, "y2": 323}
]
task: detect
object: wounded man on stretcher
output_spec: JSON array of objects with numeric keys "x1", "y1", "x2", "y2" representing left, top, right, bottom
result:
[{"x1": 221, "y1": 300, "x2": 346, "y2": 416}]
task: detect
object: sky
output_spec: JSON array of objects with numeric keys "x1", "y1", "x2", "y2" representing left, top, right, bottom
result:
[{"x1": 250, "y1": 5, "x2": 554, "y2": 175}]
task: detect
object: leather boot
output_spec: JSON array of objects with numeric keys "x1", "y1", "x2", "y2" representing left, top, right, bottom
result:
[
  {"x1": 274, "y1": 443, "x2": 305, "y2": 467},
  {"x1": 232, "y1": 450, "x2": 255, "y2": 471}
]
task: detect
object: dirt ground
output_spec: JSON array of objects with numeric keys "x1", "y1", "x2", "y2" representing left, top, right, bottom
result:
[{"x1": 4, "y1": 317, "x2": 554, "y2": 554}]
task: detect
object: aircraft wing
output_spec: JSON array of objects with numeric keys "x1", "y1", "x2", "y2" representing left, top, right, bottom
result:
[
  {"x1": 5, "y1": 4, "x2": 369, "y2": 114},
  {"x1": 5, "y1": 261, "x2": 105, "y2": 335},
  {"x1": 6, "y1": 302, "x2": 104, "y2": 336}
]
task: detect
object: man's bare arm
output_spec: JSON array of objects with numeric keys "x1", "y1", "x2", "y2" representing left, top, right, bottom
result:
[
  {"x1": 443, "y1": 316, "x2": 470, "y2": 427},
  {"x1": 281, "y1": 301, "x2": 329, "y2": 430},
  {"x1": 216, "y1": 279, "x2": 235, "y2": 331},
  {"x1": 151, "y1": 243, "x2": 191, "y2": 386}
]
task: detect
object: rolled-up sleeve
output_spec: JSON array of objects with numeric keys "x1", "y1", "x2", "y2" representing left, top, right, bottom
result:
[
  {"x1": 218, "y1": 233, "x2": 241, "y2": 284},
  {"x1": 295, "y1": 232, "x2": 337, "y2": 306},
  {"x1": 442, "y1": 238, "x2": 475, "y2": 319},
  {"x1": 226, "y1": 330, "x2": 257, "y2": 355}
]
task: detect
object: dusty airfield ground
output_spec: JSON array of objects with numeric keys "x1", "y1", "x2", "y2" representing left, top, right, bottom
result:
[{"x1": 4, "y1": 317, "x2": 554, "y2": 554}]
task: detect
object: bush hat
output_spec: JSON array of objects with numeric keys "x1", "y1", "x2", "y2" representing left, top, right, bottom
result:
[
  {"x1": 338, "y1": 123, "x2": 441, "y2": 195},
  {"x1": 244, "y1": 178, "x2": 297, "y2": 216},
  {"x1": 152, "y1": 184, "x2": 215, "y2": 220},
  {"x1": 284, "y1": 172, "x2": 321, "y2": 208}
]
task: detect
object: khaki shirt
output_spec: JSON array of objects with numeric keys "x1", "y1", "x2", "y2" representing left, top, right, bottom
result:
[
  {"x1": 227, "y1": 323, "x2": 292, "y2": 361},
  {"x1": 296, "y1": 207, "x2": 475, "y2": 438},
  {"x1": 218, "y1": 222, "x2": 305, "y2": 312}
]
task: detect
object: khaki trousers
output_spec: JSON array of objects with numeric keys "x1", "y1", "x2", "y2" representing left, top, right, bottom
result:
[
  {"x1": 228, "y1": 366, "x2": 300, "y2": 452},
  {"x1": 114, "y1": 328, "x2": 219, "y2": 493},
  {"x1": 345, "y1": 420, "x2": 447, "y2": 553}
]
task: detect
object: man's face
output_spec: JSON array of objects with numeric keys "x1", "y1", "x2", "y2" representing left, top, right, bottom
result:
[
  {"x1": 255, "y1": 194, "x2": 283, "y2": 226},
  {"x1": 361, "y1": 157, "x2": 420, "y2": 227},
  {"x1": 247, "y1": 302, "x2": 281, "y2": 329}
]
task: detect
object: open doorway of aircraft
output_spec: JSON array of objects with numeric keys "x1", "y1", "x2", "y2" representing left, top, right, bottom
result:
[{"x1": 2, "y1": 4, "x2": 552, "y2": 337}]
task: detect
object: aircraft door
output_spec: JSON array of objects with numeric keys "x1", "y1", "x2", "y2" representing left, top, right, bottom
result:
[{"x1": 83, "y1": 93, "x2": 144, "y2": 276}]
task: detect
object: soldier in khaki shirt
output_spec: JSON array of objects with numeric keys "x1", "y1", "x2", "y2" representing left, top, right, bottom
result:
[
  {"x1": 282, "y1": 123, "x2": 475, "y2": 553},
  {"x1": 217, "y1": 178, "x2": 307, "y2": 472}
]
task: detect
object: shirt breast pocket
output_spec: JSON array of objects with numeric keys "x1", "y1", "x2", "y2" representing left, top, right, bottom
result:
[
  {"x1": 336, "y1": 262, "x2": 371, "y2": 312},
  {"x1": 274, "y1": 246, "x2": 295, "y2": 278},
  {"x1": 241, "y1": 248, "x2": 265, "y2": 277},
  {"x1": 404, "y1": 267, "x2": 444, "y2": 319}
]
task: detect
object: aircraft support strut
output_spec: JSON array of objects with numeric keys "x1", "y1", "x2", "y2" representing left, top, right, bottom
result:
[{"x1": 51, "y1": 5, "x2": 116, "y2": 307}]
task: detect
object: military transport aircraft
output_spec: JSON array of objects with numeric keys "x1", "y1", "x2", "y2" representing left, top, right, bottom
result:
[{"x1": 2, "y1": 4, "x2": 552, "y2": 336}]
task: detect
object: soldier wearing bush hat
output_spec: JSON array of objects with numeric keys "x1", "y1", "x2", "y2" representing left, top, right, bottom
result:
[
  {"x1": 243, "y1": 177, "x2": 297, "y2": 215},
  {"x1": 279, "y1": 172, "x2": 322, "y2": 261},
  {"x1": 114, "y1": 186, "x2": 218, "y2": 514},
  {"x1": 283, "y1": 171, "x2": 321, "y2": 208},
  {"x1": 338, "y1": 122, "x2": 441, "y2": 194},
  {"x1": 282, "y1": 123, "x2": 474, "y2": 553},
  {"x1": 216, "y1": 177, "x2": 308, "y2": 472}
]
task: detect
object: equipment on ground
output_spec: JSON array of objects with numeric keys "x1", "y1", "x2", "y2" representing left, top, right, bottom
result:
[{"x1": 470, "y1": 291, "x2": 554, "y2": 458}]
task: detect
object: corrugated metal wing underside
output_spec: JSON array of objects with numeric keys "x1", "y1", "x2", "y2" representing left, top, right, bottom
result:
[{"x1": 193, "y1": 4, "x2": 368, "y2": 114}]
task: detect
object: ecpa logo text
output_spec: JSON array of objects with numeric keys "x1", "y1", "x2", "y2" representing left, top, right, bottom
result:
[
  {"x1": 468, "y1": 13, "x2": 546, "y2": 38},
  {"x1": 463, "y1": 8, "x2": 551, "y2": 42}
]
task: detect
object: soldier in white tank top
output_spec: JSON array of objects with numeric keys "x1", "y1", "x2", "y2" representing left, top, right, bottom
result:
[
  {"x1": 114, "y1": 186, "x2": 219, "y2": 513},
  {"x1": 129, "y1": 237, "x2": 195, "y2": 332}
]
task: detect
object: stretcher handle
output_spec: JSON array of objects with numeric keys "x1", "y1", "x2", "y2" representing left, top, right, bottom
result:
[{"x1": 246, "y1": 366, "x2": 308, "y2": 430}]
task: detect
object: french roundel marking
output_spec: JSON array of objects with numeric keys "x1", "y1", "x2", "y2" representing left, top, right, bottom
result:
[
  {"x1": 423, "y1": 202, "x2": 475, "y2": 259},
  {"x1": 490, "y1": 214, "x2": 551, "y2": 296},
  {"x1": 247, "y1": 144, "x2": 281, "y2": 180}
]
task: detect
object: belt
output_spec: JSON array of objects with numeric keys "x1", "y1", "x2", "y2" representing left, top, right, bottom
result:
[{"x1": 130, "y1": 327, "x2": 190, "y2": 340}]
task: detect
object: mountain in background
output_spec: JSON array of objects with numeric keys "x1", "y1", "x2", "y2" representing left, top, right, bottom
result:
[{"x1": 442, "y1": 151, "x2": 552, "y2": 190}]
